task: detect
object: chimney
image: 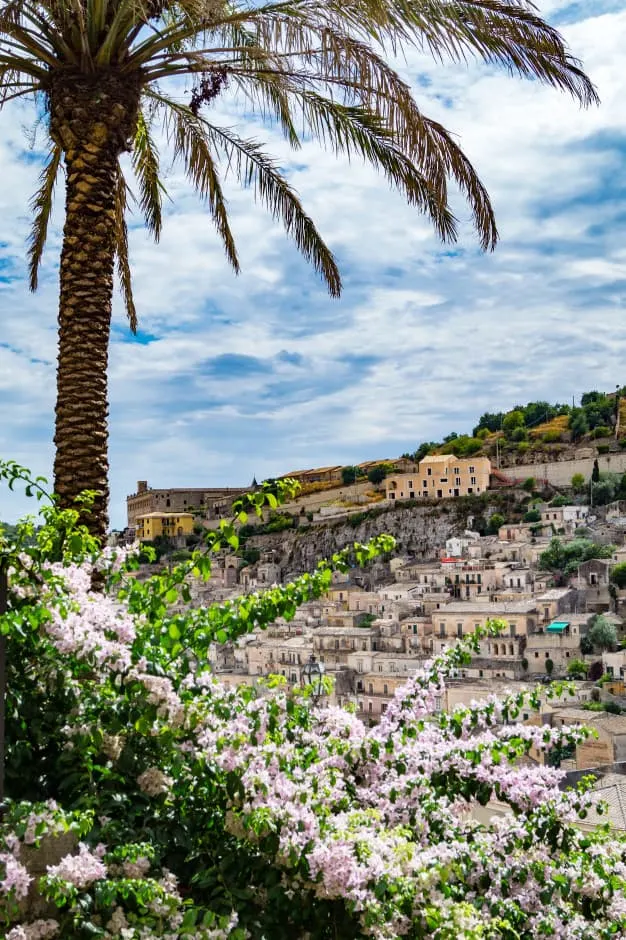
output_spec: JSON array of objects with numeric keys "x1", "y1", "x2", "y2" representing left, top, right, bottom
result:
[{"x1": 137, "y1": 481, "x2": 148, "y2": 494}]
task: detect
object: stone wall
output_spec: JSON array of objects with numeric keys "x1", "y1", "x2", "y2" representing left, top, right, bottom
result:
[{"x1": 498, "y1": 452, "x2": 626, "y2": 487}]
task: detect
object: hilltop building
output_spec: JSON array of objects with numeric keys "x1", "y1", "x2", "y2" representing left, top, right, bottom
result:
[
  {"x1": 127, "y1": 480, "x2": 251, "y2": 528},
  {"x1": 385, "y1": 455, "x2": 491, "y2": 501},
  {"x1": 135, "y1": 512, "x2": 194, "y2": 543}
]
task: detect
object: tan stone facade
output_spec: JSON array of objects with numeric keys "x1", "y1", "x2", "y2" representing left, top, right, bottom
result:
[{"x1": 385, "y1": 455, "x2": 491, "y2": 501}]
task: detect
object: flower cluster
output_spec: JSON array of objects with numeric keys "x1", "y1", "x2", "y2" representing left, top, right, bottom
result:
[
  {"x1": 46, "y1": 842, "x2": 107, "y2": 891},
  {"x1": 1, "y1": 467, "x2": 626, "y2": 939}
]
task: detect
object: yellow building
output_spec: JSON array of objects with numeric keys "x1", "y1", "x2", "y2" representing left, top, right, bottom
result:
[
  {"x1": 135, "y1": 512, "x2": 194, "y2": 542},
  {"x1": 385, "y1": 455, "x2": 491, "y2": 501}
]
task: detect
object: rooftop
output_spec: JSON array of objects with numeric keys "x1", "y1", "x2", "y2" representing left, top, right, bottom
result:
[
  {"x1": 440, "y1": 600, "x2": 538, "y2": 614},
  {"x1": 536, "y1": 588, "x2": 575, "y2": 601}
]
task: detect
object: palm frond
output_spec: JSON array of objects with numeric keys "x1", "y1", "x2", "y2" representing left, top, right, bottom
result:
[
  {"x1": 340, "y1": 0, "x2": 599, "y2": 105},
  {"x1": 150, "y1": 90, "x2": 341, "y2": 295},
  {"x1": 197, "y1": 0, "x2": 598, "y2": 107},
  {"x1": 168, "y1": 93, "x2": 344, "y2": 294},
  {"x1": 167, "y1": 101, "x2": 240, "y2": 274},
  {"x1": 132, "y1": 107, "x2": 166, "y2": 240},
  {"x1": 27, "y1": 141, "x2": 62, "y2": 291},
  {"x1": 114, "y1": 165, "x2": 138, "y2": 334},
  {"x1": 296, "y1": 91, "x2": 458, "y2": 245}
]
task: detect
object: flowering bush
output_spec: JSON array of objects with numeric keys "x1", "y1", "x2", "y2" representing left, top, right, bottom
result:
[{"x1": 0, "y1": 460, "x2": 625, "y2": 938}]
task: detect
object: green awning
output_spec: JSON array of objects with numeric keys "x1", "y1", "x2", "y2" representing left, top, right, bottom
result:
[{"x1": 546, "y1": 621, "x2": 569, "y2": 634}]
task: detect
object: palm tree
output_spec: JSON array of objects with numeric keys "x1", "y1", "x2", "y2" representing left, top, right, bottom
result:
[{"x1": 0, "y1": 0, "x2": 596, "y2": 540}]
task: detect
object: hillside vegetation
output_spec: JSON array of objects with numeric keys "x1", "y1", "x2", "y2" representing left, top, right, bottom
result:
[{"x1": 402, "y1": 388, "x2": 625, "y2": 468}]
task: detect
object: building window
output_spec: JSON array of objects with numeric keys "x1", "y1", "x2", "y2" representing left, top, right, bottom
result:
[
  {"x1": 383, "y1": 683, "x2": 388, "y2": 695},
  {"x1": 455, "y1": 477, "x2": 461, "y2": 486},
  {"x1": 469, "y1": 466, "x2": 475, "y2": 473},
  {"x1": 457, "y1": 623, "x2": 463, "y2": 638},
  {"x1": 408, "y1": 480, "x2": 413, "y2": 489},
  {"x1": 453, "y1": 467, "x2": 460, "y2": 475},
  {"x1": 439, "y1": 623, "x2": 445, "y2": 637},
  {"x1": 368, "y1": 683, "x2": 373, "y2": 694},
  {"x1": 545, "y1": 652, "x2": 549, "y2": 659},
  {"x1": 422, "y1": 480, "x2": 428, "y2": 488},
  {"x1": 534, "y1": 652, "x2": 539, "y2": 658},
  {"x1": 390, "y1": 492, "x2": 395, "y2": 500},
  {"x1": 470, "y1": 476, "x2": 477, "y2": 485}
]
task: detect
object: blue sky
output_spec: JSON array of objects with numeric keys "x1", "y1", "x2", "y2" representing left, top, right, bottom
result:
[{"x1": 1, "y1": 0, "x2": 626, "y2": 528}]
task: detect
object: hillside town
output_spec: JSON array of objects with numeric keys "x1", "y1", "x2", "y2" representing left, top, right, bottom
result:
[{"x1": 120, "y1": 450, "x2": 626, "y2": 807}]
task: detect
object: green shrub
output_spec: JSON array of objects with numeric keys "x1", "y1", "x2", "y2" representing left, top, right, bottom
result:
[
  {"x1": 517, "y1": 441, "x2": 530, "y2": 454},
  {"x1": 597, "y1": 444, "x2": 610, "y2": 455},
  {"x1": 566, "y1": 659, "x2": 588, "y2": 679},
  {"x1": 487, "y1": 512, "x2": 505, "y2": 534},
  {"x1": 593, "y1": 425, "x2": 612, "y2": 439},
  {"x1": 542, "y1": 430, "x2": 563, "y2": 443}
]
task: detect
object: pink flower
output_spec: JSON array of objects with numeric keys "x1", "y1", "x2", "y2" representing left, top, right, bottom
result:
[{"x1": 47, "y1": 843, "x2": 107, "y2": 889}]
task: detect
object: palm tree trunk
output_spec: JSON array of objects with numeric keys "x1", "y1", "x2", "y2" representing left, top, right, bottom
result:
[{"x1": 48, "y1": 75, "x2": 140, "y2": 542}]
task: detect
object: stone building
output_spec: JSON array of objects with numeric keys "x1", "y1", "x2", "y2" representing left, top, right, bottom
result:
[{"x1": 127, "y1": 480, "x2": 251, "y2": 528}]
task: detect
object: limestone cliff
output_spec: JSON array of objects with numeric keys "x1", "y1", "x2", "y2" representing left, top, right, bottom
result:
[{"x1": 246, "y1": 502, "x2": 473, "y2": 576}]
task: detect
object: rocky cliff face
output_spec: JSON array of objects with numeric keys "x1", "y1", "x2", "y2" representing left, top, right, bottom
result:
[{"x1": 247, "y1": 503, "x2": 471, "y2": 576}]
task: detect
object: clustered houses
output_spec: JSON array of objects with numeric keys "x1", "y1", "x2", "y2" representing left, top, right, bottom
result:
[
  {"x1": 197, "y1": 490, "x2": 626, "y2": 744},
  {"x1": 125, "y1": 458, "x2": 626, "y2": 791}
]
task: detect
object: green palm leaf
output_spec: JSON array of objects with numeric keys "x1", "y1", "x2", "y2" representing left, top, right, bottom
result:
[
  {"x1": 132, "y1": 107, "x2": 167, "y2": 240},
  {"x1": 27, "y1": 141, "x2": 62, "y2": 291},
  {"x1": 114, "y1": 167, "x2": 138, "y2": 334},
  {"x1": 153, "y1": 91, "x2": 342, "y2": 296}
]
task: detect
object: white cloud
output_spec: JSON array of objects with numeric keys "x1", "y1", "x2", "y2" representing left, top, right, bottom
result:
[{"x1": 2, "y1": 1, "x2": 626, "y2": 526}]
